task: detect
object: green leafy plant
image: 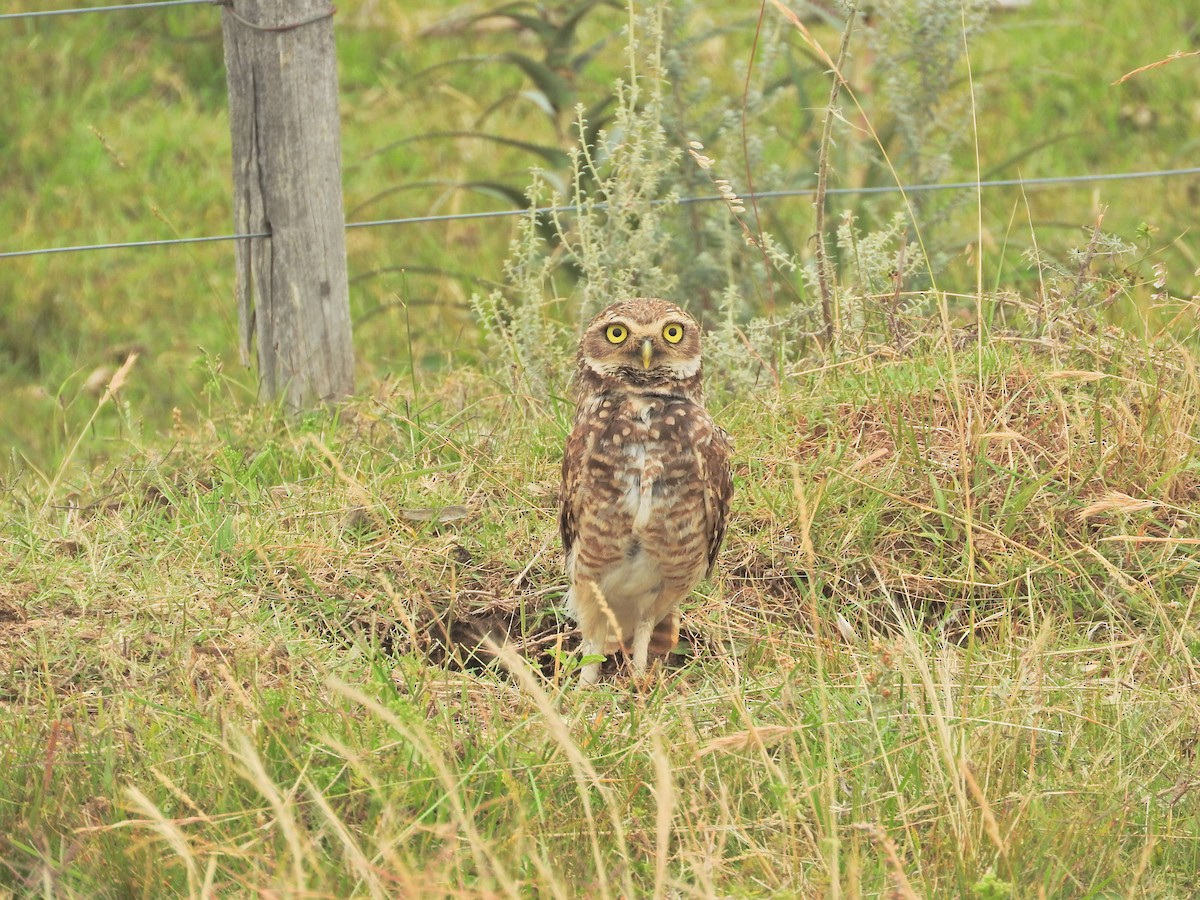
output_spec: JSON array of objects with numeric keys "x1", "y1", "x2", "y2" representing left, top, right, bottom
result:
[{"x1": 971, "y1": 868, "x2": 1015, "y2": 899}]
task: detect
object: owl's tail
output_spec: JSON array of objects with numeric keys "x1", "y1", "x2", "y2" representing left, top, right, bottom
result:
[{"x1": 648, "y1": 612, "x2": 680, "y2": 656}]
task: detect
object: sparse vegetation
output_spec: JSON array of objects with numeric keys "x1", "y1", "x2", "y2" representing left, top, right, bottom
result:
[{"x1": 3, "y1": 0, "x2": 1200, "y2": 896}]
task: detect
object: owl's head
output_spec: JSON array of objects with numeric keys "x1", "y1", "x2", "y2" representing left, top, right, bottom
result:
[{"x1": 575, "y1": 298, "x2": 704, "y2": 397}]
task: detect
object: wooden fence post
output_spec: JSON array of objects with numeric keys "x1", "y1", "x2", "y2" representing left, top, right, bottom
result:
[{"x1": 219, "y1": 0, "x2": 354, "y2": 410}]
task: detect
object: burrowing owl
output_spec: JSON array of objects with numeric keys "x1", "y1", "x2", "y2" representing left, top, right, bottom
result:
[{"x1": 560, "y1": 298, "x2": 733, "y2": 685}]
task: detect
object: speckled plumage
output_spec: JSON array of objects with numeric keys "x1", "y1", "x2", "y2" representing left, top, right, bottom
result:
[{"x1": 559, "y1": 298, "x2": 733, "y2": 685}]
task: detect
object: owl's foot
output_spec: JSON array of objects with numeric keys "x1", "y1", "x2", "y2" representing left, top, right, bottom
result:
[
  {"x1": 631, "y1": 661, "x2": 661, "y2": 693},
  {"x1": 577, "y1": 636, "x2": 603, "y2": 687},
  {"x1": 578, "y1": 660, "x2": 601, "y2": 687}
]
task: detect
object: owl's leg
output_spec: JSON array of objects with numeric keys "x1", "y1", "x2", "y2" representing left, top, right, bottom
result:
[
  {"x1": 630, "y1": 617, "x2": 655, "y2": 678},
  {"x1": 578, "y1": 635, "x2": 602, "y2": 686},
  {"x1": 572, "y1": 580, "x2": 606, "y2": 686},
  {"x1": 649, "y1": 612, "x2": 680, "y2": 655}
]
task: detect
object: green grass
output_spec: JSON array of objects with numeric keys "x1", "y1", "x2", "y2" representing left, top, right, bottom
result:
[
  {"x1": 3, "y1": 0, "x2": 1200, "y2": 895},
  {"x1": 3, "y1": 0, "x2": 1199, "y2": 468},
  {"x1": 3, "y1": 333, "x2": 1200, "y2": 895}
]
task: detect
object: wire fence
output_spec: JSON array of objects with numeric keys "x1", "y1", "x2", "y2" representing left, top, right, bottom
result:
[
  {"x1": 4, "y1": 1, "x2": 1199, "y2": 263},
  {"x1": 2, "y1": 167, "x2": 1199, "y2": 261},
  {"x1": 0, "y1": 0, "x2": 209, "y2": 21}
]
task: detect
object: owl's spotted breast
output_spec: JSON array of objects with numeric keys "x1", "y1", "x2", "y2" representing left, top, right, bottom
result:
[{"x1": 574, "y1": 394, "x2": 710, "y2": 537}]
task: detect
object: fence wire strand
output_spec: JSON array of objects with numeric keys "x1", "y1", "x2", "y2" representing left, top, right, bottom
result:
[
  {"x1": 2, "y1": 166, "x2": 1198, "y2": 261},
  {"x1": 0, "y1": 0, "x2": 209, "y2": 20}
]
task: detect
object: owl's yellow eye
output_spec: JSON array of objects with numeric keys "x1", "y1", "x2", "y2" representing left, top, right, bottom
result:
[
  {"x1": 605, "y1": 324, "x2": 628, "y2": 344},
  {"x1": 662, "y1": 323, "x2": 684, "y2": 344}
]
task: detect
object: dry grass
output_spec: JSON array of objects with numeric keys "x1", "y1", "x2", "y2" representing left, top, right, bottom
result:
[{"x1": 2, "y1": 329, "x2": 1199, "y2": 896}]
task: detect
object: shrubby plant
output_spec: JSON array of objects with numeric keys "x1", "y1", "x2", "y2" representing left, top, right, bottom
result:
[
  {"x1": 859, "y1": 0, "x2": 991, "y2": 264},
  {"x1": 474, "y1": 5, "x2": 683, "y2": 396},
  {"x1": 1022, "y1": 222, "x2": 1140, "y2": 339},
  {"x1": 474, "y1": 0, "x2": 1031, "y2": 393},
  {"x1": 475, "y1": 1, "x2": 827, "y2": 393},
  {"x1": 804, "y1": 210, "x2": 928, "y2": 341}
]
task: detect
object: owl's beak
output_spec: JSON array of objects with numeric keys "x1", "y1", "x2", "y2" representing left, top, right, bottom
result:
[{"x1": 641, "y1": 339, "x2": 654, "y2": 370}]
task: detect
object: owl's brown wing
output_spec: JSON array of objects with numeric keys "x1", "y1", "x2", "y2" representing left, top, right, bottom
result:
[
  {"x1": 699, "y1": 423, "x2": 733, "y2": 578},
  {"x1": 559, "y1": 419, "x2": 586, "y2": 562}
]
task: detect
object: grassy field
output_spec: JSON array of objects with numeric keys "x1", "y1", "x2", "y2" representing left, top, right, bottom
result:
[
  {"x1": 3, "y1": 0, "x2": 1200, "y2": 896},
  {"x1": 3, "y1": 335, "x2": 1200, "y2": 896},
  {"x1": 2, "y1": 0, "x2": 1198, "y2": 466}
]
